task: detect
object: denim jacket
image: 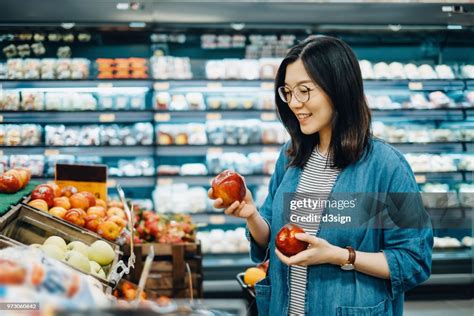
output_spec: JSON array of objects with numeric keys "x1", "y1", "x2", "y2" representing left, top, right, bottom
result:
[{"x1": 248, "y1": 138, "x2": 433, "y2": 316}]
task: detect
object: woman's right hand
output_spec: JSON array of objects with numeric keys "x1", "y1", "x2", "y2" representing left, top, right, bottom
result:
[{"x1": 208, "y1": 188, "x2": 258, "y2": 219}]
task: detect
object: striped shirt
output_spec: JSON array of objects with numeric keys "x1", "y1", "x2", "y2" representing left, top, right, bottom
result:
[{"x1": 288, "y1": 147, "x2": 340, "y2": 316}]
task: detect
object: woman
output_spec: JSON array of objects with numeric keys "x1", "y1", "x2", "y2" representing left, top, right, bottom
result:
[{"x1": 209, "y1": 36, "x2": 433, "y2": 316}]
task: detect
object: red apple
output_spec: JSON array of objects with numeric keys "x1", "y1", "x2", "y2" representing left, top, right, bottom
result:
[
  {"x1": 107, "y1": 215, "x2": 127, "y2": 228},
  {"x1": 79, "y1": 191, "x2": 96, "y2": 207},
  {"x1": 63, "y1": 208, "x2": 86, "y2": 227},
  {"x1": 61, "y1": 185, "x2": 78, "y2": 198},
  {"x1": 46, "y1": 182, "x2": 62, "y2": 198},
  {"x1": 97, "y1": 220, "x2": 121, "y2": 241},
  {"x1": 31, "y1": 185, "x2": 54, "y2": 208},
  {"x1": 211, "y1": 170, "x2": 246, "y2": 207},
  {"x1": 48, "y1": 206, "x2": 67, "y2": 218},
  {"x1": 69, "y1": 193, "x2": 89, "y2": 210},
  {"x1": 4, "y1": 170, "x2": 26, "y2": 189},
  {"x1": 95, "y1": 198, "x2": 107, "y2": 208},
  {"x1": 53, "y1": 197, "x2": 71, "y2": 210},
  {"x1": 87, "y1": 206, "x2": 106, "y2": 218},
  {"x1": 85, "y1": 214, "x2": 104, "y2": 232},
  {"x1": 0, "y1": 173, "x2": 21, "y2": 193},
  {"x1": 107, "y1": 207, "x2": 126, "y2": 219},
  {"x1": 28, "y1": 199, "x2": 49, "y2": 212},
  {"x1": 275, "y1": 223, "x2": 309, "y2": 257}
]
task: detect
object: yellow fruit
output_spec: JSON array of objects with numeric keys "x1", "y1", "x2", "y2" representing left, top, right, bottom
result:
[{"x1": 243, "y1": 267, "x2": 266, "y2": 287}]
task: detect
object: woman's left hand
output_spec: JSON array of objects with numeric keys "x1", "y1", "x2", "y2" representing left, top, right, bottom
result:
[{"x1": 275, "y1": 233, "x2": 343, "y2": 266}]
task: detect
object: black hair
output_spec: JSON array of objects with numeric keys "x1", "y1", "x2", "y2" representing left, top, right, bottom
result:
[{"x1": 274, "y1": 35, "x2": 372, "y2": 169}]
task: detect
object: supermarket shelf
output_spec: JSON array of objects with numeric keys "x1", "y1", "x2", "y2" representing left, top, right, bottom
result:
[
  {"x1": 0, "y1": 79, "x2": 152, "y2": 89},
  {"x1": 0, "y1": 111, "x2": 154, "y2": 124},
  {"x1": 466, "y1": 80, "x2": 474, "y2": 89},
  {"x1": 156, "y1": 144, "x2": 282, "y2": 156},
  {"x1": 192, "y1": 213, "x2": 246, "y2": 227},
  {"x1": 0, "y1": 145, "x2": 155, "y2": 157},
  {"x1": 157, "y1": 174, "x2": 270, "y2": 186},
  {"x1": 390, "y1": 141, "x2": 468, "y2": 153},
  {"x1": 372, "y1": 108, "x2": 466, "y2": 121},
  {"x1": 33, "y1": 176, "x2": 156, "y2": 188},
  {"x1": 154, "y1": 110, "x2": 277, "y2": 121},
  {"x1": 414, "y1": 171, "x2": 466, "y2": 183},
  {"x1": 364, "y1": 79, "x2": 466, "y2": 91}
]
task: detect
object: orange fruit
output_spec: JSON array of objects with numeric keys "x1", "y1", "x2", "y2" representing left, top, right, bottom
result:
[{"x1": 243, "y1": 267, "x2": 266, "y2": 287}]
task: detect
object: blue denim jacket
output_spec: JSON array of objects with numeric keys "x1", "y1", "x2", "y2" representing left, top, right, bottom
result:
[{"x1": 248, "y1": 138, "x2": 433, "y2": 316}]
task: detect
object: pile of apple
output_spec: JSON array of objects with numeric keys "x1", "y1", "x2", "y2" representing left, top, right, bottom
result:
[
  {"x1": 113, "y1": 280, "x2": 147, "y2": 302},
  {"x1": 27, "y1": 183, "x2": 128, "y2": 241},
  {"x1": 130, "y1": 207, "x2": 196, "y2": 244},
  {"x1": 32, "y1": 236, "x2": 115, "y2": 280}
]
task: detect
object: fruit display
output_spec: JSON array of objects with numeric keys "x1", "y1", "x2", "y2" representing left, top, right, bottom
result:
[
  {"x1": 6, "y1": 58, "x2": 90, "y2": 80},
  {"x1": 96, "y1": 58, "x2": 148, "y2": 79},
  {"x1": 27, "y1": 183, "x2": 128, "y2": 241},
  {"x1": 197, "y1": 228, "x2": 249, "y2": 254},
  {"x1": 0, "y1": 167, "x2": 31, "y2": 193},
  {"x1": 359, "y1": 60, "x2": 456, "y2": 80},
  {"x1": 211, "y1": 170, "x2": 246, "y2": 207},
  {"x1": 275, "y1": 223, "x2": 309, "y2": 257},
  {"x1": 113, "y1": 280, "x2": 147, "y2": 301},
  {"x1": 433, "y1": 236, "x2": 474, "y2": 249},
  {"x1": 153, "y1": 184, "x2": 209, "y2": 214},
  {"x1": 45, "y1": 123, "x2": 153, "y2": 146},
  {"x1": 130, "y1": 208, "x2": 196, "y2": 244},
  {"x1": 36, "y1": 236, "x2": 115, "y2": 278},
  {"x1": 205, "y1": 58, "x2": 281, "y2": 80},
  {"x1": 0, "y1": 124, "x2": 42, "y2": 146}
]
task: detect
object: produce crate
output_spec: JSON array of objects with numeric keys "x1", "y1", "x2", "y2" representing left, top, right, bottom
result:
[
  {"x1": 0, "y1": 181, "x2": 38, "y2": 216},
  {"x1": 0, "y1": 234, "x2": 23, "y2": 249},
  {"x1": 0, "y1": 203, "x2": 121, "y2": 287},
  {"x1": 123, "y1": 243, "x2": 203, "y2": 299}
]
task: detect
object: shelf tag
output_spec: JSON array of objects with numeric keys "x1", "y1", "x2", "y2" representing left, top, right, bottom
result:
[
  {"x1": 206, "y1": 113, "x2": 222, "y2": 120},
  {"x1": 154, "y1": 82, "x2": 170, "y2": 90},
  {"x1": 260, "y1": 82, "x2": 274, "y2": 90},
  {"x1": 98, "y1": 83, "x2": 114, "y2": 88},
  {"x1": 44, "y1": 149, "x2": 60, "y2": 156},
  {"x1": 0, "y1": 115, "x2": 3, "y2": 123},
  {"x1": 261, "y1": 112, "x2": 276, "y2": 121},
  {"x1": 207, "y1": 147, "x2": 223, "y2": 155},
  {"x1": 207, "y1": 82, "x2": 222, "y2": 89},
  {"x1": 157, "y1": 178, "x2": 174, "y2": 186},
  {"x1": 408, "y1": 82, "x2": 423, "y2": 90},
  {"x1": 209, "y1": 215, "x2": 226, "y2": 225},
  {"x1": 155, "y1": 113, "x2": 171, "y2": 122},
  {"x1": 107, "y1": 179, "x2": 117, "y2": 188},
  {"x1": 99, "y1": 113, "x2": 116, "y2": 123},
  {"x1": 415, "y1": 175, "x2": 427, "y2": 183}
]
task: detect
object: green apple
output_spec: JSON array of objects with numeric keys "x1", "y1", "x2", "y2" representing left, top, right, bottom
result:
[
  {"x1": 88, "y1": 240, "x2": 115, "y2": 266},
  {"x1": 64, "y1": 250, "x2": 90, "y2": 274},
  {"x1": 40, "y1": 244, "x2": 65, "y2": 261},
  {"x1": 89, "y1": 261, "x2": 107, "y2": 279},
  {"x1": 67, "y1": 241, "x2": 90, "y2": 258},
  {"x1": 43, "y1": 236, "x2": 67, "y2": 252},
  {"x1": 30, "y1": 243, "x2": 42, "y2": 248}
]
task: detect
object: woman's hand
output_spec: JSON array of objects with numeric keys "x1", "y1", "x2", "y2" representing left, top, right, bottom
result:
[
  {"x1": 208, "y1": 188, "x2": 258, "y2": 219},
  {"x1": 275, "y1": 233, "x2": 345, "y2": 266}
]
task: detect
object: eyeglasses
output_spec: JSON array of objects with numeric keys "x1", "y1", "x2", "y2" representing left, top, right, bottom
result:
[{"x1": 277, "y1": 84, "x2": 313, "y2": 104}]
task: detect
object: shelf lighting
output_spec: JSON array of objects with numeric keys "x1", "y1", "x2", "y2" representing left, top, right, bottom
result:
[
  {"x1": 447, "y1": 25, "x2": 463, "y2": 30},
  {"x1": 116, "y1": 3, "x2": 130, "y2": 10},
  {"x1": 9, "y1": 87, "x2": 149, "y2": 93},
  {"x1": 129, "y1": 22, "x2": 146, "y2": 28}
]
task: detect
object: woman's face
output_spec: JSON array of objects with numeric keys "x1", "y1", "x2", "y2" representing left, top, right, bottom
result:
[{"x1": 283, "y1": 59, "x2": 334, "y2": 136}]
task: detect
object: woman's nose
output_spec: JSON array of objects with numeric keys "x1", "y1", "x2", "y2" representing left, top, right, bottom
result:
[{"x1": 288, "y1": 96, "x2": 303, "y2": 109}]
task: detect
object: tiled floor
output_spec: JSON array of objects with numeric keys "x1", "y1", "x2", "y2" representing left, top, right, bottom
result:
[{"x1": 404, "y1": 300, "x2": 473, "y2": 316}]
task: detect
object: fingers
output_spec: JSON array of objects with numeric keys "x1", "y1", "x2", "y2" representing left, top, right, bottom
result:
[
  {"x1": 207, "y1": 188, "x2": 214, "y2": 199},
  {"x1": 213, "y1": 198, "x2": 224, "y2": 209},
  {"x1": 275, "y1": 249, "x2": 291, "y2": 265},
  {"x1": 295, "y1": 233, "x2": 318, "y2": 246},
  {"x1": 275, "y1": 248, "x2": 310, "y2": 266},
  {"x1": 224, "y1": 201, "x2": 240, "y2": 215}
]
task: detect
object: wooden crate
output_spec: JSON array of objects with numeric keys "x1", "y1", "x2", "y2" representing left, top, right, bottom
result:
[
  {"x1": 0, "y1": 204, "x2": 121, "y2": 287},
  {"x1": 124, "y1": 243, "x2": 203, "y2": 299}
]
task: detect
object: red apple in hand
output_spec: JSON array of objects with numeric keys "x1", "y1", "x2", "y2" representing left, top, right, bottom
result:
[
  {"x1": 31, "y1": 185, "x2": 55, "y2": 208},
  {"x1": 275, "y1": 224, "x2": 309, "y2": 257},
  {"x1": 211, "y1": 170, "x2": 246, "y2": 207}
]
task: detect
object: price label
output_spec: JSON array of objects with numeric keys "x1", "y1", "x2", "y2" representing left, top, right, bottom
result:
[
  {"x1": 157, "y1": 178, "x2": 174, "y2": 186},
  {"x1": 98, "y1": 83, "x2": 114, "y2": 88},
  {"x1": 107, "y1": 179, "x2": 117, "y2": 188},
  {"x1": 261, "y1": 112, "x2": 276, "y2": 121},
  {"x1": 408, "y1": 82, "x2": 423, "y2": 90},
  {"x1": 154, "y1": 82, "x2": 170, "y2": 90},
  {"x1": 207, "y1": 82, "x2": 222, "y2": 89},
  {"x1": 207, "y1": 147, "x2": 223, "y2": 155},
  {"x1": 99, "y1": 113, "x2": 116, "y2": 123},
  {"x1": 209, "y1": 215, "x2": 226, "y2": 225},
  {"x1": 44, "y1": 149, "x2": 60, "y2": 156},
  {"x1": 261, "y1": 82, "x2": 274, "y2": 90},
  {"x1": 206, "y1": 113, "x2": 222, "y2": 120},
  {"x1": 155, "y1": 113, "x2": 171, "y2": 122},
  {"x1": 0, "y1": 115, "x2": 3, "y2": 123},
  {"x1": 415, "y1": 175, "x2": 427, "y2": 183}
]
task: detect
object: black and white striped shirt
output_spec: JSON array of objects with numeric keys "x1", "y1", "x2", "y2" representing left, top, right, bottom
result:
[{"x1": 288, "y1": 147, "x2": 340, "y2": 316}]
